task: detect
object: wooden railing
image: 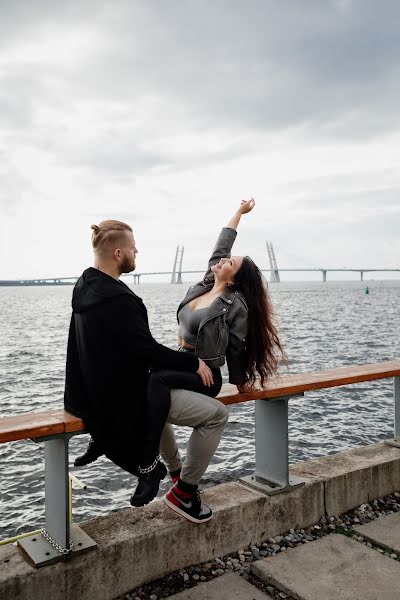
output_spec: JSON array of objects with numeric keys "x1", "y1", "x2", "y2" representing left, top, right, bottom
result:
[{"x1": 1, "y1": 360, "x2": 400, "y2": 567}]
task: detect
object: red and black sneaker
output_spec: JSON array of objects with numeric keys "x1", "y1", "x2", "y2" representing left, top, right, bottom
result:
[{"x1": 163, "y1": 482, "x2": 212, "y2": 524}]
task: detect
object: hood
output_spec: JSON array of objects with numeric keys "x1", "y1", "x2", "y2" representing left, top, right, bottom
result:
[{"x1": 72, "y1": 267, "x2": 135, "y2": 313}]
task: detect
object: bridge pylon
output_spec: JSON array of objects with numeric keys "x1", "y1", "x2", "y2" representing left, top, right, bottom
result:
[
  {"x1": 171, "y1": 246, "x2": 185, "y2": 284},
  {"x1": 177, "y1": 246, "x2": 184, "y2": 284},
  {"x1": 266, "y1": 241, "x2": 280, "y2": 283}
]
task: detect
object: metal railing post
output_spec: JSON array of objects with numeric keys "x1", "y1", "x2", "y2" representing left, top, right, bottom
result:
[
  {"x1": 240, "y1": 394, "x2": 305, "y2": 495},
  {"x1": 44, "y1": 437, "x2": 70, "y2": 548},
  {"x1": 394, "y1": 376, "x2": 400, "y2": 439},
  {"x1": 255, "y1": 396, "x2": 289, "y2": 487},
  {"x1": 18, "y1": 433, "x2": 97, "y2": 567},
  {"x1": 383, "y1": 376, "x2": 400, "y2": 449}
]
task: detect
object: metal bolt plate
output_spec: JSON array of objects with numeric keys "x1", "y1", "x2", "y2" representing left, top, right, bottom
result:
[{"x1": 18, "y1": 524, "x2": 97, "y2": 568}]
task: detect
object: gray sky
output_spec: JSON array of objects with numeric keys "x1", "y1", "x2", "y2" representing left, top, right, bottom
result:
[{"x1": 1, "y1": 0, "x2": 399, "y2": 280}]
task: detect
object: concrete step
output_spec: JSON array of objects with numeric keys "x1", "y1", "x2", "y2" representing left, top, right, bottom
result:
[
  {"x1": 353, "y1": 512, "x2": 400, "y2": 554},
  {"x1": 167, "y1": 572, "x2": 272, "y2": 599},
  {"x1": 252, "y1": 533, "x2": 400, "y2": 600}
]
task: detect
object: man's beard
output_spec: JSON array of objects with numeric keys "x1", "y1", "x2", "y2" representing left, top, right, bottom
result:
[{"x1": 120, "y1": 256, "x2": 136, "y2": 274}]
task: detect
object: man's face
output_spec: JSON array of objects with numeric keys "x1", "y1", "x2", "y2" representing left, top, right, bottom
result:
[{"x1": 119, "y1": 231, "x2": 138, "y2": 273}]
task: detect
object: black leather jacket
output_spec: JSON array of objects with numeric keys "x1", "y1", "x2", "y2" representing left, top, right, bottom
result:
[{"x1": 177, "y1": 227, "x2": 248, "y2": 385}]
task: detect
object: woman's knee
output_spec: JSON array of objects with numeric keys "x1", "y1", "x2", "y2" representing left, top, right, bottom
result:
[
  {"x1": 148, "y1": 371, "x2": 175, "y2": 393},
  {"x1": 214, "y1": 401, "x2": 229, "y2": 425},
  {"x1": 148, "y1": 371, "x2": 164, "y2": 384},
  {"x1": 149, "y1": 370, "x2": 184, "y2": 388}
]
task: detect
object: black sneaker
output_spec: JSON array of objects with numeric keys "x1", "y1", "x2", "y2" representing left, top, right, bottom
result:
[
  {"x1": 130, "y1": 461, "x2": 167, "y2": 507},
  {"x1": 74, "y1": 436, "x2": 104, "y2": 467},
  {"x1": 163, "y1": 484, "x2": 213, "y2": 523}
]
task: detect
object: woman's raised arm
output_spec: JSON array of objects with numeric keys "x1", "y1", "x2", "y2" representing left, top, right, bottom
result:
[
  {"x1": 227, "y1": 198, "x2": 255, "y2": 231},
  {"x1": 203, "y1": 198, "x2": 255, "y2": 282}
]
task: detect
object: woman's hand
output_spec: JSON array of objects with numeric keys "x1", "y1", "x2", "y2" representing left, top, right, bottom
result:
[
  {"x1": 227, "y1": 198, "x2": 255, "y2": 230},
  {"x1": 197, "y1": 358, "x2": 214, "y2": 387},
  {"x1": 237, "y1": 381, "x2": 261, "y2": 393},
  {"x1": 239, "y1": 197, "x2": 255, "y2": 215}
]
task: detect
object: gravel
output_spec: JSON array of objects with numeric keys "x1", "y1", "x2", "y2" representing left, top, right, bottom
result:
[{"x1": 117, "y1": 490, "x2": 400, "y2": 600}]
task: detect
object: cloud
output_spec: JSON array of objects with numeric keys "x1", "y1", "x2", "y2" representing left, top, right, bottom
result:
[
  {"x1": 0, "y1": 1, "x2": 399, "y2": 278},
  {"x1": 0, "y1": 150, "x2": 31, "y2": 215},
  {"x1": 1, "y1": 1, "x2": 400, "y2": 177},
  {"x1": 88, "y1": 0, "x2": 400, "y2": 139}
]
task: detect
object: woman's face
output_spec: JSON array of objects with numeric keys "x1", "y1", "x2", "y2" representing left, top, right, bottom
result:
[{"x1": 211, "y1": 255, "x2": 244, "y2": 283}]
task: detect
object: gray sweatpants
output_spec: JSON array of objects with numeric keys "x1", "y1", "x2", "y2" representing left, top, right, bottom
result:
[{"x1": 159, "y1": 388, "x2": 229, "y2": 485}]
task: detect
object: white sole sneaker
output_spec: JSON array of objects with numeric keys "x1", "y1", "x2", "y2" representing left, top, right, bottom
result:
[{"x1": 163, "y1": 493, "x2": 213, "y2": 524}]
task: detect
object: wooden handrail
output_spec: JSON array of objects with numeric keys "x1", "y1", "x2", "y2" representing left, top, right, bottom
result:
[
  {"x1": 219, "y1": 360, "x2": 400, "y2": 404},
  {"x1": 1, "y1": 360, "x2": 399, "y2": 444}
]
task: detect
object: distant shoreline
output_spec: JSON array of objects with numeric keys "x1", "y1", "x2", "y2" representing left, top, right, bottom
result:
[
  {"x1": 0, "y1": 281, "x2": 74, "y2": 287},
  {"x1": 1, "y1": 278, "x2": 400, "y2": 287}
]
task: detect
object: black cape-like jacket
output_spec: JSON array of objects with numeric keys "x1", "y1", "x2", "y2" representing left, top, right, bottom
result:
[{"x1": 64, "y1": 267, "x2": 198, "y2": 475}]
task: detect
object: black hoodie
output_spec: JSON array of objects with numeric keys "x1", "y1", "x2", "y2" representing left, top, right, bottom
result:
[{"x1": 64, "y1": 267, "x2": 198, "y2": 475}]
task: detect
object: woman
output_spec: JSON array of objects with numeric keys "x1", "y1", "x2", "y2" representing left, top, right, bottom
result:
[
  {"x1": 131, "y1": 198, "x2": 286, "y2": 516},
  {"x1": 75, "y1": 199, "x2": 285, "y2": 516}
]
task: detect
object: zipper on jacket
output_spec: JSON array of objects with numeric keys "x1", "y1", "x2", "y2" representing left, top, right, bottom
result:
[{"x1": 194, "y1": 300, "x2": 230, "y2": 355}]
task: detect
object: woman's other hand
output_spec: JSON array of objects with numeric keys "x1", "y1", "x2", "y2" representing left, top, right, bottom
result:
[
  {"x1": 197, "y1": 358, "x2": 214, "y2": 387},
  {"x1": 237, "y1": 381, "x2": 261, "y2": 393},
  {"x1": 239, "y1": 197, "x2": 255, "y2": 214}
]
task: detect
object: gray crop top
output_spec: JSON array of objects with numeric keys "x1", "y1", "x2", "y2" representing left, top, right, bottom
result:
[{"x1": 178, "y1": 303, "x2": 214, "y2": 347}]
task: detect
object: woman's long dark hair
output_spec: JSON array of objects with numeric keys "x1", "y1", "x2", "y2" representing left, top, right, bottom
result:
[{"x1": 233, "y1": 256, "x2": 286, "y2": 386}]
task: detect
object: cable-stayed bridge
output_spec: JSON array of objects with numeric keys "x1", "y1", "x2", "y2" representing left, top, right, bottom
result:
[{"x1": 1, "y1": 242, "x2": 399, "y2": 286}]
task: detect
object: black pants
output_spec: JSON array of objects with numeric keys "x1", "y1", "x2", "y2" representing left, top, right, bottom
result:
[{"x1": 140, "y1": 367, "x2": 222, "y2": 467}]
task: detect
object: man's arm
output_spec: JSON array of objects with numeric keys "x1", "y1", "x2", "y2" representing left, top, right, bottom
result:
[
  {"x1": 113, "y1": 296, "x2": 213, "y2": 385},
  {"x1": 115, "y1": 297, "x2": 197, "y2": 370}
]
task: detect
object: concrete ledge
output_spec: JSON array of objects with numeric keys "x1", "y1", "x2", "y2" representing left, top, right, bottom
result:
[
  {"x1": 1, "y1": 442, "x2": 400, "y2": 600},
  {"x1": 291, "y1": 442, "x2": 400, "y2": 516}
]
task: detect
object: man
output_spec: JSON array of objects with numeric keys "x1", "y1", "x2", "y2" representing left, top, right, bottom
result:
[{"x1": 64, "y1": 220, "x2": 228, "y2": 523}]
